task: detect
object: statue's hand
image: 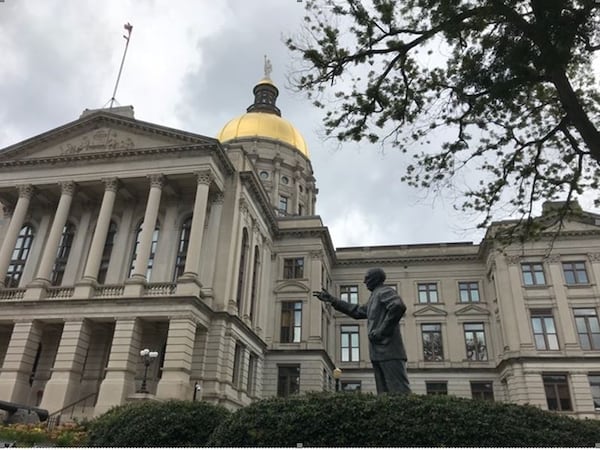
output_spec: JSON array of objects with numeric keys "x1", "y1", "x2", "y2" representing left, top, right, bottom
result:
[
  {"x1": 312, "y1": 289, "x2": 335, "y2": 303},
  {"x1": 369, "y1": 328, "x2": 385, "y2": 343}
]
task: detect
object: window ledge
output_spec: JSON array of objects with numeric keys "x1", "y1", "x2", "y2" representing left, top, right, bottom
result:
[
  {"x1": 564, "y1": 283, "x2": 594, "y2": 289},
  {"x1": 414, "y1": 302, "x2": 446, "y2": 306},
  {"x1": 523, "y1": 284, "x2": 552, "y2": 290}
]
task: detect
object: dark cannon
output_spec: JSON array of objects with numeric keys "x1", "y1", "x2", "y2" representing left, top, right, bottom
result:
[{"x1": 0, "y1": 399, "x2": 48, "y2": 424}]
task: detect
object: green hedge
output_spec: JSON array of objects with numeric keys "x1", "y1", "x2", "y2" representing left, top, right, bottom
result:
[
  {"x1": 207, "y1": 393, "x2": 600, "y2": 447},
  {"x1": 86, "y1": 400, "x2": 230, "y2": 447}
]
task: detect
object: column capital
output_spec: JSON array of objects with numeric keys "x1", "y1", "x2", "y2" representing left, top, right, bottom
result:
[
  {"x1": 101, "y1": 177, "x2": 120, "y2": 192},
  {"x1": 59, "y1": 181, "x2": 76, "y2": 196},
  {"x1": 148, "y1": 174, "x2": 164, "y2": 189},
  {"x1": 195, "y1": 170, "x2": 213, "y2": 186},
  {"x1": 211, "y1": 192, "x2": 225, "y2": 205},
  {"x1": 16, "y1": 184, "x2": 34, "y2": 199}
]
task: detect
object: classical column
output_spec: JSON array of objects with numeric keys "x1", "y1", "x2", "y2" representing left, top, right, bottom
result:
[
  {"x1": 130, "y1": 174, "x2": 163, "y2": 281},
  {"x1": 94, "y1": 318, "x2": 142, "y2": 415},
  {"x1": 0, "y1": 185, "x2": 34, "y2": 287},
  {"x1": 200, "y1": 193, "x2": 224, "y2": 285},
  {"x1": 33, "y1": 181, "x2": 76, "y2": 284},
  {"x1": 181, "y1": 171, "x2": 212, "y2": 278},
  {"x1": 39, "y1": 320, "x2": 91, "y2": 412},
  {"x1": 0, "y1": 321, "x2": 43, "y2": 403},
  {"x1": 82, "y1": 178, "x2": 119, "y2": 282},
  {"x1": 271, "y1": 157, "x2": 281, "y2": 210},
  {"x1": 308, "y1": 250, "x2": 324, "y2": 345},
  {"x1": 156, "y1": 317, "x2": 198, "y2": 400}
]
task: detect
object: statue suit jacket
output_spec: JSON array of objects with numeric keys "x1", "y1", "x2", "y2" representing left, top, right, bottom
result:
[{"x1": 332, "y1": 285, "x2": 407, "y2": 362}]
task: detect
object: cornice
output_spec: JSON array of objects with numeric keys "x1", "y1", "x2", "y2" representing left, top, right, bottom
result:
[
  {"x1": 0, "y1": 143, "x2": 235, "y2": 177},
  {"x1": 276, "y1": 226, "x2": 337, "y2": 265},
  {"x1": 335, "y1": 253, "x2": 481, "y2": 266}
]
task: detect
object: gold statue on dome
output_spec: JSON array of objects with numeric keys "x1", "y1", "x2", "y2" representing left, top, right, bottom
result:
[{"x1": 264, "y1": 55, "x2": 273, "y2": 79}]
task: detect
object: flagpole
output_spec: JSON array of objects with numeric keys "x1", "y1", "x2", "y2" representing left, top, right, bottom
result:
[{"x1": 109, "y1": 22, "x2": 133, "y2": 109}]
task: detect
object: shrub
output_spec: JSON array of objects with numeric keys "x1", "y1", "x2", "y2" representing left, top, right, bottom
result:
[
  {"x1": 86, "y1": 400, "x2": 230, "y2": 447},
  {"x1": 0, "y1": 422, "x2": 87, "y2": 447},
  {"x1": 207, "y1": 392, "x2": 600, "y2": 447}
]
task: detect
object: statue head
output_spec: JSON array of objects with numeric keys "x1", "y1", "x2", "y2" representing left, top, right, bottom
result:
[{"x1": 364, "y1": 267, "x2": 386, "y2": 291}]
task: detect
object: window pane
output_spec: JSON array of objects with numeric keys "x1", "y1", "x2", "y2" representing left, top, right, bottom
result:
[
  {"x1": 534, "y1": 335, "x2": 547, "y2": 350},
  {"x1": 575, "y1": 317, "x2": 588, "y2": 333},
  {"x1": 523, "y1": 272, "x2": 534, "y2": 285},
  {"x1": 532, "y1": 318, "x2": 543, "y2": 333},
  {"x1": 589, "y1": 318, "x2": 600, "y2": 333},
  {"x1": 547, "y1": 334, "x2": 559, "y2": 350},
  {"x1": 544, "y1": 318, "x2": 556, "y2": 334}
]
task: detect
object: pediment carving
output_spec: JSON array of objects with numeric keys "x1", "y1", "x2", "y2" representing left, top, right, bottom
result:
[
  {"x1": 413, "y1": 305, "x2": 447, "y2": 317},
  {"x1": 274, "y1": 281, "x2": 310, "y2": 294},
  {"x1": 455, "y1": 304, "x2": 491, "y2": 316}
]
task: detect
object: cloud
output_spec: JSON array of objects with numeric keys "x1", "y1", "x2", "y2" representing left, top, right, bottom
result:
[{"x1": 2, "y1": 0, "x2": 593, "y2": 249}]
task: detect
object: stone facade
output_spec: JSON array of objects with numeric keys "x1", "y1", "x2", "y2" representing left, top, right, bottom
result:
[{"x1": 0, "y1": 86, "x2": 599, "y2": 422}]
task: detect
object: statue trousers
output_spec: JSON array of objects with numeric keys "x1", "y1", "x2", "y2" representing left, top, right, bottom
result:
[{"x1": 372, "y1": 359, "x2": 411, "y2": 394}]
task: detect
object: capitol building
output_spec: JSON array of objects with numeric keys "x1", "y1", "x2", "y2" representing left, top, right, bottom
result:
[{"x1": 0, "y1": 72, "x2": 599, "y2": 422}]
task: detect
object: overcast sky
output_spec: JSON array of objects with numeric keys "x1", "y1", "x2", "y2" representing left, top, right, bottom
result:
[{"x1": 1, "y1": 0, "x2": 598, "y2": 249}]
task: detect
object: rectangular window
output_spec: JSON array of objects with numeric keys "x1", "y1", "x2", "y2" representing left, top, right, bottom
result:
[
  {"x1": 471, "y1": 381, "x2": 494, "y2": 401},
  {"x1": 247, "y1": 353, "x2": 258, "y2": 396},
  {"x1": 464, "y1": 323, "x2": 488, "y2": 361},
  {"x1": 283, "y1": 257, "x2": 304, "y2": 279},
  {"x1": 384, "y1": 284, "x2": 397, "y2": 292},
  {"x1": 341, "y1": 381, "x2": 362, "y2": 392},
  {"x1": 589, "y1": 375, "x2": 600, "y2": 411},
  {"x1": 421, "y1": 323, "x2": 444, "y2": 361},
  {"x1": 277, "y1": 365, "x2": 300, "y2": 397},
  {"x1": 574, "y1": 308, "x2": 600, "y2": 350},
  {"x1": 232, "y1": 342, "x2": 244, "y2": 388},
  {"x1": 458, "y1": 282, "x2": 480, "y2": 302},
  {"x1": 531, "y1": 309, "x2": 559, "y2": 350},
  {"x1": 278, "y1": 196, "x2": 288, "y2": 214},
  {"x1": 521, "y1": 263, "x2": 546, "y2": 286},
  {"x1": 340, "y1": 285, "x2": 359, "y2": 304},
  {"x1": 543, "y1": 374, "x2": 572, "y2": 411},
  {"x1": 562, "y1": 261, "x2": 589, "y2": 285},
  {"x1": 341, "y1": 325, "x2": 360, "y2": 362},
  {"x1": 426, "y1": 381, "x2": 448, "y2": 395},
  {"x1": 418, "y1": 283, "x2": 438, "y2": 303},
  {"x1": 281, "y1": 301, "x2": 302, "y2": 343}
]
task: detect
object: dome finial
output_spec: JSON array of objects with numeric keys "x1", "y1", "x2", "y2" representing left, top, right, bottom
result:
[{"x1": 264, "y1": 54, "x2": 273, "y2": 79}]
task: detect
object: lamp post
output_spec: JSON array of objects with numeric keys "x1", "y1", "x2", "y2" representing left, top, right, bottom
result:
[
  {"x1": 139, "y1": 348, "x2": 158, "y2": 394},
  {"x1": 333, "y1": 367, "x2": 342, "y2": 392},
  {"x1": 193, "y1": 382, "x2": 201, "y2": 402}
]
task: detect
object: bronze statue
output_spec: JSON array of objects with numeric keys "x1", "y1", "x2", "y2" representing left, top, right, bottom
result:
[{"x1": 313, "y1": 268, "x2": 410, "y2": 394}]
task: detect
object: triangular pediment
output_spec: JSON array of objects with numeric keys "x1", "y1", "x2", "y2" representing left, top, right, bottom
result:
[
  {"x1": 0, "y1": 110, "x2": 218, "y2": 162},
  {"x1": 413, "y1": 305, "x2": 447, "y2": 317},
  {"x1": 455, "y1": 304, "x2": 490, "y2": 316}
]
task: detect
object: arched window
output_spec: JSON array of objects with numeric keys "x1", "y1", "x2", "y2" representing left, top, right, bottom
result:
[
  {"x1": 249, "y1": 245, "x2": 260, "y2": 322},
  {"x1": 129, "y1": 221, "x2": 160, "y2": 280},
  {"x1": 97, "y1": 221, "x2": 117, "y2": 284},
  {"x1": 236, "y1": 228, "x2": 249, "y2": 312},
  {"x1": 173, "y1": 216, "x2": 192, "y2": 281},
  {"x1": 5, "y1": 224, "x2": 34, "y2": 288},
  {"x1": 51, "y1": 221, "x2": 76, "y2": 286}
]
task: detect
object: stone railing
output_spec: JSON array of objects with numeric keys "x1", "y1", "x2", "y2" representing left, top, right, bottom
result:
[
  {"x1": 45, "y1": 287, "x2": 75, "y2": 299},
  {"x1": 144, "y1": 282, "x2": 176, "y2": 296},
  {"x1": 0, "y1": 288, "x2": 26, "y2": 301},
  {"x1": 93, "y1": 284, "x2": 125, "y2": 298}
]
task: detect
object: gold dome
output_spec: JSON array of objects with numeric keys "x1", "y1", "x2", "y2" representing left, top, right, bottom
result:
[{"x1": 217, "y1": 111, "x2": 310, "y2": 158}]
